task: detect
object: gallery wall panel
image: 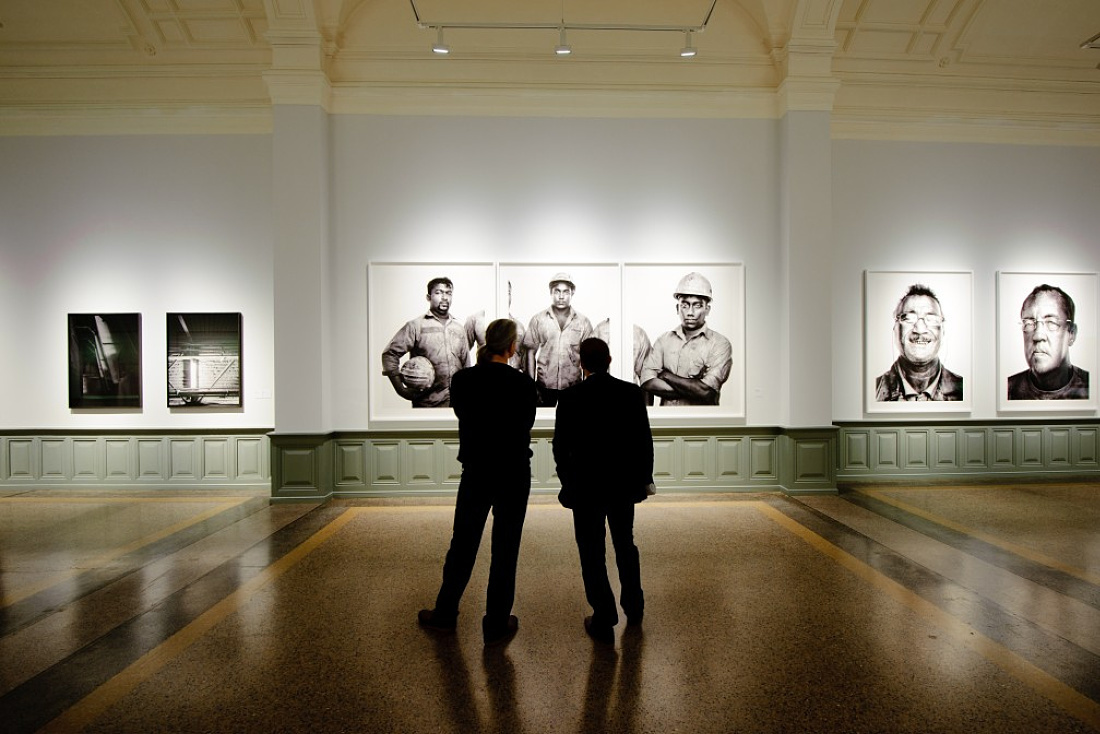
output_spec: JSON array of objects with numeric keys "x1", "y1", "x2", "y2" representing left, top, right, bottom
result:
[
  {"x1": 0, "y1": 432, "x2": 270, "y2": 488},
  {"x1": 269, "y1": 427, "x2": 830, "y2": 501},
  {"x1": 836, "y1": 421, "x2": 1100, "y2": 483}
]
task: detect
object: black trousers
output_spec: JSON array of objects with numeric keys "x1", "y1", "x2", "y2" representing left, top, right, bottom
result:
[
  {"x1": 571, "y1": 501, "x2": 643, "y2": 628},
  {"x1": 434, "y1": 468, "x2": 531, "y2": 626}
]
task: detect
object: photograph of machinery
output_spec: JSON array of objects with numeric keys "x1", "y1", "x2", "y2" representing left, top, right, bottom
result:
[
  {"x1": 167, "y1": 312, "x2": 242, "y2": 408},
  {"x1": 67, "y1": 313, "x2": 142, "y2": 408}
]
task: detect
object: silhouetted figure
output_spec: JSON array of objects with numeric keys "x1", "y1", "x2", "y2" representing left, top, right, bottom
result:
[
  {"x1": 418, "y1": 319, "x2": 538, "y2": 645},
  {"x1": 553, "y1": 337, "x2": 654, "y2": 644}
]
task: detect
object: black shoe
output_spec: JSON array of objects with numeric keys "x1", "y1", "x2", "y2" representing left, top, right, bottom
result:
[
  {"x1": 483, "y1": 615, "x2": 519, "y2": 646},
  {"x1": 418, "y1": 608, "x2": 456, "y2": 632},
  {"x1": 584, "y1": 615, "x2": 615, "y2": 644}
]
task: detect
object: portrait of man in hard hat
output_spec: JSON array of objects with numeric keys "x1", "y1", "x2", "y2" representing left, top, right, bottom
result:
[
  {"x1": 639, "y1": 271, "x2": 733, "y2": 406},
  {"x1": 522, "y1": 272, "x2": 594, "y2": 407}
]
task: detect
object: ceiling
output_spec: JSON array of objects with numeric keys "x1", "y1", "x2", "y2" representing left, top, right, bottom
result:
[{"x1": 1, "y1": 0, "x2": 1098, "y2": 143}]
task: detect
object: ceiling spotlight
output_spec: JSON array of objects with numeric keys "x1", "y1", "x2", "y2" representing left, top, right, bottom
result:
[
  {"x1": 432, "y1": 27, "x2": 450, "y2": 55},
  {"x1": 680, "y1": 30, "x2": 697, "y2": 58},
  {"x1": 555, "y1": 27, "x2": 572, "y2": 56}
]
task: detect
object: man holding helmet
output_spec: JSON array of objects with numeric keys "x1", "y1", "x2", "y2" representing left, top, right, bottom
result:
[{"x1": 640, "y1": 272, "x2": 732, "y2": 406}]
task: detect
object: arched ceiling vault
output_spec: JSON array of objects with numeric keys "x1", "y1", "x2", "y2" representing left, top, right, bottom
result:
[{"x1": 0, "y1": 0, "x2": 1097, "y2": 143}]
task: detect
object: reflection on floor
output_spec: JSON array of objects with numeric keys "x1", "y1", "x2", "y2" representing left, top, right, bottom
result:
[{"x1": 1, "y1": 484, "x2": 1099, "y2": 733}]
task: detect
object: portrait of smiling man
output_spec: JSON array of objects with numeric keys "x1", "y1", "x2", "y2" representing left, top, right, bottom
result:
[
  {"x1": 875, "y1": 283, "x2": 963, "y2": 402},
  {"x1": 1007, "y1": 284, "x2": 1090, "y2": 400}
]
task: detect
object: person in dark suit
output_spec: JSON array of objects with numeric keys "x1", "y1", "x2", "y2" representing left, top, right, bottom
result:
[
  {"x1": 553, "y1": 338, "x2": 654, "y2": 644},
  {"x1": 418, "y1": 319, "x2": 538, "y2": 646}
]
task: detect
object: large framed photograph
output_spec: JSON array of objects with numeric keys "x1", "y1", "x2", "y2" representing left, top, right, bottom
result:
[
  {"x1": 997, "y1": 272, "x2": 1097, "y2": 412},
  {"x1": 167, "y1": 313, "x2": 242, "y2": 408},
  {"x1": 864, "y1": 271, "x2": 972, "y2": 414},
  {"x1": 624, "y1": 263, "x2": 745, "y2": 419},
  {"x1": 500, "y1": 263, "x2": 621, "y2": 409},
  {"x1": 67, "y1": 313, "x2": 142, "y2": 408},
  {"x1": 368, "y1": 262, "x2": 496, "y2": 422}
]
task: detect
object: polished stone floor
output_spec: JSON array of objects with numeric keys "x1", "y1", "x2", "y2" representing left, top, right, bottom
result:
[{"x1": 1, "y1": 483, "x2": 1099, "y2": 733}]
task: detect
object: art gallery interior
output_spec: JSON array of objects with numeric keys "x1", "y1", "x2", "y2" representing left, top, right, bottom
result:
[{"x1": 1, "y1": 1, "x2": 1099, "y2": 732}]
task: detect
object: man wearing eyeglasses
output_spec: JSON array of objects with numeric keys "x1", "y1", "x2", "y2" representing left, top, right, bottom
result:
[
  {"x1": 875, "y1": 284, "x2": 963, "y2": 402},
  {"x1": 1008, "y1": 284, "x2": 1089, "y2": 400}
]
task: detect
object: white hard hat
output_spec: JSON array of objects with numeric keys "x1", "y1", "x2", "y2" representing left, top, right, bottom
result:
[{"x1": 674, "y1": 272, "x2": 712, "y2": 300}]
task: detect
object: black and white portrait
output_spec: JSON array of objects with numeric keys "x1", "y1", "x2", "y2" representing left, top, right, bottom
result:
[
  {"x1": 167, "y1": 312, "x2": 242, "y2": 408},
  {"x1": 864, "y1": 271, "x2": 972, "y2": 414},
  {"x1": 369, "y1": 263, "x2": 496, "y2": 422},
  {"x1": 68, "y1": 313, "x2": 142, "y2": 409},
  {"x1": 624, "y1": 264, "x2": 744, "y2": 418},
  {"x1": 499, "y1": 264, "x2": 620, "y2": 409},
  {"x1": 997, "y1": 272, "x2": 1097, "y2": 411}
]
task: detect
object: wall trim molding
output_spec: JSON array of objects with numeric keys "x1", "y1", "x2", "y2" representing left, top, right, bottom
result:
[
  {"x1": 269, "y1": 426, "x2": 839, "y2": 502},
  {"x1": 0, "y1": 430, "x2": 271, "y2": 489},
  {"x1": 835, "y1": 419, "x2": 1100, "y2": 485}
]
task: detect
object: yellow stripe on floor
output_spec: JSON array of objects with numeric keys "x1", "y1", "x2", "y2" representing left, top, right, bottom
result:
[{"x1": 757, "y1": 501, "x2": 1100, "y2": 731}]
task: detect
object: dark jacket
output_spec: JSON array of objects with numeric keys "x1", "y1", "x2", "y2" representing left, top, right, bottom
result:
[
  {"x1": 552, "y1": 371, "x2": 654, "y2": 509},
  {"x1": 451, "y1": 362, "x2": 537, "y2": 471}
]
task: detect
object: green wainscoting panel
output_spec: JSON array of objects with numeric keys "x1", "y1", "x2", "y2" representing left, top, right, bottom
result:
[
  {"x1": 0, "y1": 431, "x2": 271, "y2": 489},
  {"x1": 835, "y1": 420, "x2": 1100, "y2": 483},
  {"x1": 269, "y1": 426, "x2": 840, "y2": 500}
]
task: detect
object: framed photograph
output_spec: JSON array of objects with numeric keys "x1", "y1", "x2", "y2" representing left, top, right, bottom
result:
[
  {"x1": 997, "y1": 272, "x2": 1097, "y2": 412},
  {"x1": 67, "y1": 313, "x2": 142, "y2": 408},
  {"x1": 864, "y1": 271, "x2": 972, "y2": 414},
  {"x1": 368, "y1": 262, "x2": 496, "y2": 422},
  {"x1": 167, "y1": 313, "x2": 242, "y2": 408},
  {"x1": 500, "y1": 263, "x2": 621, "y2": 410},
  {"x1": 624, "y1": 263, "x2": 745, "y2": 419}
]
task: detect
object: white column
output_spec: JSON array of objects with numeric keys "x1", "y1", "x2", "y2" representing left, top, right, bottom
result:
[
  {"x1": 779, "y1": 110, "x2": 834, "y2": 427},
  {"x1": 271, "y1": 104, "x2": 331, "y2": 433}
]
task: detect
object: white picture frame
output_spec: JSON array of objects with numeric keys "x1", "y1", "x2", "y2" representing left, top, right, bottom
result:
[
  {"x1": 996, "y1": 271, "x2": 1097, "y2": 412},
  {"x1": 864, "y1": 271, "x2": 973, "y2": 414},
  {"x1": 624, "y1": 263, "x2": 745, "y2": 420}
]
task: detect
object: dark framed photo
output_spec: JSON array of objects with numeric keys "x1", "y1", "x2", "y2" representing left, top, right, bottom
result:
[
  {"x1": 167, "y1": 312, "x2": 242, "y2": 408},
  {"x1": 864, "y1": 271, "x2": 972, "y2": 414},
  {"x1": 68, "y1": 313, "x2": 142, "y2": 408},
  {"x1": 997, "y1": 272, "x2": 1097, "y2": 412}
]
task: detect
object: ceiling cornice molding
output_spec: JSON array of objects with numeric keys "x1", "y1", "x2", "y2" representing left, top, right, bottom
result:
[
  {"x1": 832, "y1": 112, "x2": 1100, "y2": 147},
  {"x1": 0, "y1": 104, "x2": 272, "y2": 136},
  {"x1": 325, "y1": 84, "x2": 780, "y2": 118}
]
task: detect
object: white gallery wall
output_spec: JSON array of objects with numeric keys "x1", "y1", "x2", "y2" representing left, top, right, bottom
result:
[
  {"x1": 832, "y1": 140, "x2": 1100, "y2": 421},
  {"x1": 0, "y1": 135, "x2": 274, "y2": 430},
  {"x1": 4, "y1": 122, "x2": 1099, "y2": 434},
  {"x1": 327, "y1": 115, "x2": 783, "y2": 429}
]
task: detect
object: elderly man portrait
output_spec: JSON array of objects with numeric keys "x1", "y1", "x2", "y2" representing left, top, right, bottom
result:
[
  {"x1": 875, "y1": 284, "x2": 963, "y2": 402},
  {"x1": 640, "y1": 272, "x2": 732, "y2": 406},
  {"x1": 1007, "y1": 284, "x2": 1090, "y2": 400},
  {"x1": 381, "y1": 276, "x2": 470, "y2": 408},
  {"x1": 522, "y1": 272, "x2": 594, "y2": 407}
]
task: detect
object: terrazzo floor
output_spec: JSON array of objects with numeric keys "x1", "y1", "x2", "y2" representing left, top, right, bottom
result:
[{"x1": 1, "y1": 484, "x2": 1098, "y2": 733}]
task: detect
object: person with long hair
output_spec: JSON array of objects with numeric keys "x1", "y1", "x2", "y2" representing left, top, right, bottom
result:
[{"x1": 418, "y1": 319, "x2": 538, "y2": 645}]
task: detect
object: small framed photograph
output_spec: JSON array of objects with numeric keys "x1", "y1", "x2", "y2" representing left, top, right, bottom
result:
[
  {"x1": 167, "y1": 313, "x2": 242, "y2": 408},
  {"x1": 997, "y1": 272, "x2": 1097, "y2": 411},
  {"x1": 864, "y1": 271, "x2": 972, "y2": 413},
  {"x1": 624, "y1": 263, "x2": 745, "y2": 419},
  {"x1": 68, "y1": 313, "x2": 142, "y2": 408}
]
